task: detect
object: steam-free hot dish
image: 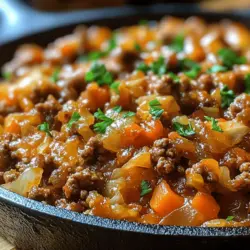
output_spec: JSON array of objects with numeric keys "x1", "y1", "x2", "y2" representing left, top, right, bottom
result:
[{"x1": 1, "y1": 16, "x2": 250, "y2": 227}]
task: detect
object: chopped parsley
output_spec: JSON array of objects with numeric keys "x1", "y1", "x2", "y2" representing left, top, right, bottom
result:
[
  {"x1": 78, "y1": 35, "x2": 117, "y2": 62},
  {"x1": 226, "y1": 216, "x2": 234, "y2": 222},
  {"x1": 2, "y1": 72, "x2": 11, "y2": 81},
  {"x1": 244, "y1": 73, "x2": 250, "y2": 94},
  {"x1": 134, "y1": 43, "x2": 142, "y2": 52},
  {"x1": 113, "y1": 106, "x2": 122, "y2": 113},
  {"x1": 67, "y1": 112, "x2": 81, "y2": 129},
  {"x1": 137, "y1": 56, "x2": 167, "y2": 76},
  {"x1": 151, "y1": 56, "x2": 167, "y2": 76},
  {"x1": 110, "y1": 81, "x2": 120, "y2": 94},
  {"x1": 220, "y1": 85, "x2": 235, "y2": 108},
  {"x1": 204, "y1": 116, "x2": 223, "y2": 132},
  {"x1": 140, "y1": 180, "x2": 152, "y2": 197},
  {"x1": 38, "y1": 122, "x2": 52, "y2": 137},
  {"x1": 170, "y1": 34, "x2": 184, "y2": 53},
  {"x1": 94, "y1": 109, "x2": 114, "y2": 134},
  {"x1": 123, "y1": 111, "x2": 136, "y2": 118},
  {"x1": 180, "y1": 59, "x2": 201, "y2": 79},
  {"x1": 173, "y1": 122, "x2": 195, "y2": 137},
  {"x1": 50, "y1": 68, "x2": 60, "y2": 83},
  {"x1": 136, "y1": 62, "x2": 150, "y2": 73},
  {"x1": 207, "y1": 65, "x2": 228, "y2": 73},
  {"x1": 218, "y1": 48, "x2": 246, "y2": 69},
  {"x1": 168, "y1": 72, "x2": 180, "y2": 83},
  {"x1": 149, "y1": 99, "x2": 164, "y2": 120},
  {"x1": 85, "y1": 63, "x2": 113, "y2": 86},
  {"x1": 139, "y1": 19, "x2": 148, "y2": 25}
]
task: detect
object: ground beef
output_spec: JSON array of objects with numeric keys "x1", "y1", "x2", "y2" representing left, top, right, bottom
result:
[
  {"x1": 150, "y1": 138, "x2": 177, "y2": 175},
  {"x1": 63, "y1": 167, "x2": 104, "y2": 199}
]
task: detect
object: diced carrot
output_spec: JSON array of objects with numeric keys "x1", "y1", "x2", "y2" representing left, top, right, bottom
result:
[
  {"x1": 4, "y1": 120, "x2": 21, "y2": 134},
  {"x1": 142, "y1": 120, "x2": 164, "y2": 144},
  {"x1": 117, "y1": 84, "x2": 131, "y2": 108},
  {"x1": 150, "y1": 180, "x2": 184, "y2": 216},
  {"x1": 81, "y1": 83, "x2": 110, "y2": 111},
  {"x1": 121, "y1": 123, "x2": 144, "y2": 148},
  {"x1": 60, "y1": 40, "x2": 79, "y2": 57},
  {"x1": 121, "y1": 120, "x2": 164, "y2": 148},
  {"x1": 168, "y1": 131, "x2": 181, "y2": 140},
  {"x1": 192, "y1": 192, "x2": 220, "y2": 220}
]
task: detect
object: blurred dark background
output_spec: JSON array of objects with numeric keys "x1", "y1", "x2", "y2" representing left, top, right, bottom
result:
[{"x1": 24, "y1": 0, "x2": 250, "y2": 11}]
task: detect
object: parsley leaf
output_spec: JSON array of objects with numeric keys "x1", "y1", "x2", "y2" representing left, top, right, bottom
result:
[
  {"x1": 139, "y1": 19, "x2": 148, "y2": 25},
  {"x1": 38, "y1": 122, "x2": 52, "y2": 137},
  {"x1": 149, "y1": 99, "x2": 164, "y2": 120},
  {"x1": 137, "y1": 56, "x2": 167, "y2": 76},
  {"x1": 50, "y1": 68, "x2": 60, "y2": 83},
  {"x1": 67, "y1": 112, "x2": 81, "y2": 129},
  {"x1": 106, "y1": 35, "x2": 117, "y2": 54},
  {"x1": 136, "y1": 62, "x2": 150, "y2": 73},
  {"x1": 2, "y1": 72, "x2": 11, "y2": 81},
  {"x1": 218, "y1": 48, "x2": 246, "y2": 69},
  {"x1": 173, "y1": 122, "x2": 195, "y2": 137},
  {"x1": 207, "y1": 65, "x2": 228, "y2": 73},
  {"x1": 204, "y1": 116, "x2": 223, "y2": 132},
  {"x1": 168, "y1": 72, "x2": 180, "y2": 83},
  {"x1": 140, "y1": 180, "x2": 152, "y2": 197},
  {"x1": 134, "y1": 43, "x2": 142, "y2": 52},
  {"x1": 170, "y1": 34, "x2": 184, "y2": 53},
  {"x1": 88, "y1": 51, "x2": 106, "y2": 61},
  {"x1": 113, "y1": 106, "x2": 122, "y2": 113},
  {"x1": 226, "y1": 216, "x2": 234, "y2": 222},
  {"x1": 151, "y1": 56, "x2": 167, "y2": 76},
  {"x1": 110, "y1": 81, "x2": 120, "y2": 94},
  {"x1": 220, "y1": 85, "x2": 235, "y2": 108},
  {"x1": 85, "y1": 63, "x2": 113, "y2": 86},
  {"x1": 244, "y1": 73, "x2": 250, "y2": 94},
  {"x1": 94, "y1": 109, "x2": 114, "y2": 134},
  {"x1": 180, "y1": 59, "x2": 201, "y2": 79},
  {"x1": 123, "y1": 111, "x2": 136, "y2": 118}
]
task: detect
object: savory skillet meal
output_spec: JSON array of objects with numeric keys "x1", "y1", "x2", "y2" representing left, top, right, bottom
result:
[{"x1": 1, "y1": 16, "x2": 250, "y2": 227}]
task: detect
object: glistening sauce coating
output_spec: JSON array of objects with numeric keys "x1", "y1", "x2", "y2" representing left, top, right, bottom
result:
[{"x1": 1, "y1": 16, "x2": 250, "y2": 227}]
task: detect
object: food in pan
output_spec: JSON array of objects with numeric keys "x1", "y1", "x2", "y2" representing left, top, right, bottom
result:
[{"x1": 1, "y1": 16, "x2": 250, "y2": 227}]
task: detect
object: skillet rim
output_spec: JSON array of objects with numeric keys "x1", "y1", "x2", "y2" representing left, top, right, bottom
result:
[{"x1": 1, "y1": 4, "x2": 250, "y2": 238}]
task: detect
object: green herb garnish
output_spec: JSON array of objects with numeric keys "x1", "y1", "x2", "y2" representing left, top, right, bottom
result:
[
  {"x1": 173, "y1": 122, "x2": 195, "y2": 137},
  {"x1": 134, "y1": 43, "x2": 142, "y2": 52},
  {"x1": 67, "y1": 112, "x2": 81, "y2": 129},
  {"x1": 50, "y1": 68, "x2": 60, "y2": 83},
  {"x1": 220, "y1": 85, "x2": 235, "y2": 108},
  {"x1": 207, "y1": 65, "x2": 228, "y2": 73},
  {"x1": 85, "y1": 63, "x2": 113, "y2": 86},
  {"x1": 137, "y1": 56, "x2": 167, "y2": 76},
  {"x1": 2, "y1": 72, "x2": 11, "y2": 81},
  {"x1": 149, "y1": 99, "x2": 164, "y2": 120},
  {"x1": 151, "y1": 56, "x2": 167, "y2": 76},
  {"x1": 226, "y1": 216, "x2": 234, "y2": 222},
  {"x1": 170, "y1": 34, "x2": 184, "y2": 53},
  {"x1": 123, "y1": 111, "x2": 136, "y2": 118},
  {"x1": 38, "y1": 122, "x2": 52, "y2": 137},
  {"x1": 110, "y1": 81, "x2": 120, "y2": 94},
  {"x1": 204, "y1": 116, "x2": 223, "y2": 132},
  {"x1": 113, "y1": 106, "x2": 122, "y2": 113},
  {"x1": 140, "y1": 180, "x2": 152, "y2": 197},
  {"x1": 139, "y1": 19, "x2": 148, "y2": 25},
  {"x1": 181, "y1": 59, "x2": 201, "y2": 79},
  {"x1": 218, "y1": 48, "x2": 246, "y2": 69},
  {"x1": 244, "y1": 73, "x2": 250, "y2": 94},
  {"x1": 94, "y1": 109, "x2": 114, "y2": 134},
  {"x1": 168, "y1": 72, "x2": 180, "y2": 83},
  {"x1": 136, "y1": 62, "x2": 150, "y2": 73}
]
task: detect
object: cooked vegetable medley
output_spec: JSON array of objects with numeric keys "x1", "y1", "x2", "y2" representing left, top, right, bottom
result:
[{"x1": 2, "y1": 16, "x2": 250, "y2": 227}]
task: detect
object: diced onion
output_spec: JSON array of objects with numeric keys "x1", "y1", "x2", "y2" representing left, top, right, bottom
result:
[
  {"x1": 122, "y1": 151, "x2": 152, "y2": 170},
  {"x1": 2, "y1": 167, "x2": 43, "y2": 197}
]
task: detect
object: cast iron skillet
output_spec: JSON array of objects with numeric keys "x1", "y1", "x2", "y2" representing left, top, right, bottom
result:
[{"x1": 1, "y1": 1, "x2": 250, "y2": 249}]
